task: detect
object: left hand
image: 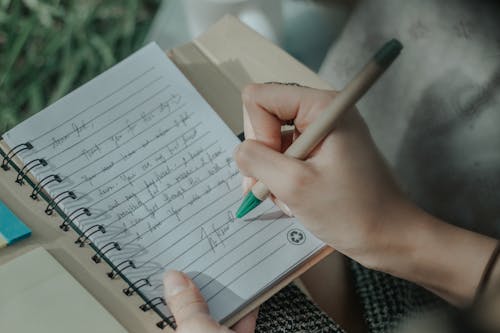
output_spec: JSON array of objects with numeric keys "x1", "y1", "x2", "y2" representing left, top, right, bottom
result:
[{"x1": 163, "y1": 270, "x2": 258, "y2": 333}]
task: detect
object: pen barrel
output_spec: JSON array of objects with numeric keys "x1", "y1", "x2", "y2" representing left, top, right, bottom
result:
[{"x1": 284, "y1": 61, "x2": 384, "y2": 159}]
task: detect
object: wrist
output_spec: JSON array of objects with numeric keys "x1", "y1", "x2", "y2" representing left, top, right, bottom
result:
[
  {"x1": 354, "y1": 198, "x2": 422, "y2": 274},
  {"x1": 410, "y1": 214, "x2": 497, "y2": 305},
  {"x1": 361, "y1": 200, "x2": 498, "y2": 306}
]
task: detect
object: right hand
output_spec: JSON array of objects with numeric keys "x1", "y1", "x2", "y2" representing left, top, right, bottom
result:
[
  {"x1": 233, "y1": 83, "x2": 411, "y2": 268},
  {"x1": 234, "y1": 83, "x2": 499, "y2": 307}
]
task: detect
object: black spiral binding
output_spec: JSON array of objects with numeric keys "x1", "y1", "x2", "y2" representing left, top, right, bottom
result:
[
  {"x1": 107, "y1": 260, "x2": 136, "y2": 279},
  {"x1": 31, "y1": 174, "x2": 62, "y2": 200},
  {"x1": 1, "y1": 142, "x2": 33, "y2": 170},
  {"x1": 157, "y1": 316, "x2": 176, "y2": 330},
  {"x1": 140, "y1": 297, "x2": 166, "y2": 312},
  {"x1": 2, "y1": 140, "x2": 175, "y2": 330},
  {"x1": 45, "y1": 190, "x2": 76, "y2": 215},
  {"x1": 140, "y1": 297, "x2": 176, "y2": 329},
  {"x1": 92, "y1": 241, "x2": 121, "y2": 263},
  {"x1": 15, "y1": 158, "x2": 47, "y2": 185},
  {"x1": 75, "y1": 224, "x2": 105, "y2": 247},
  {"x1": 60, "y1": 207, "x2": 91, "y2": 231},
  {"x1": 123, "y1": 278, "x2": 151, "y2": 296}
]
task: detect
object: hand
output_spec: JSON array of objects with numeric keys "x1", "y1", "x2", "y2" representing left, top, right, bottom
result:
[
  {"x1": 233, "y1": 83, "x2": 499, "y2": 306},
  {"x1": 163, "y1": 271, "x2": 258, "y2": 333},
  {"x1": 234, "y1": 83, "x2": 405, "y2": 266}
]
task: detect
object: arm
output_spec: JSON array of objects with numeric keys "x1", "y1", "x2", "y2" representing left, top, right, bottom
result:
[
  {"x1": 367, "y1": 200, "x2": 498, "y2": 305},
  {"x1": 161, "y1": 84, "x2": 498, "y2": 333},
  {"x1": 234, "y1": 83, "x2": 498, "y2": 306}
]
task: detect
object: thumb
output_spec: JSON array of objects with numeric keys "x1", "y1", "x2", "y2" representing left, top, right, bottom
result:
[
  {"x1": 233, "y1": 139, "x2": 312, "y2": 204},
  {"x1": 163, "y1": 271, "x2": 210, "y2": 325}
]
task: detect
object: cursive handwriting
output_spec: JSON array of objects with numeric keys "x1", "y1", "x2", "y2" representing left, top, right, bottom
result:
[{"x1": 201, "y1": 211, "x2": 237, "y2": 253}]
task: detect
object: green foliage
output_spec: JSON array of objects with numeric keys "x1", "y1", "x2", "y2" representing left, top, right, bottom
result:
[{"x1": 0, "y1": 0, "x2": 161, "y2": 133}]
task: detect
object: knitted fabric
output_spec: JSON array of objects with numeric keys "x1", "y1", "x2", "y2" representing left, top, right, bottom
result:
[
  {"x1": 255, "y1": 261, "x2": 445, "y2": 333},
  {"x1": 350, "y1": 261, "x2": 444, "y2": 333},
  {"x1": 256, "y1": 284, "x2": 345, "y2": 333}
]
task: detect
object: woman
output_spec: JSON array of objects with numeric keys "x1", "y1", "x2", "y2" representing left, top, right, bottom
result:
[
  {"x1": 160, "y1": 83, "x2": 499, "y2": 333},
  {"x1": 162, "y1": 1, "x2": 500, "y2": 331}
]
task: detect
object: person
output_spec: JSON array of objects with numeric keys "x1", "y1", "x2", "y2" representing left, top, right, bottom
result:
[
  {"x1": 161, "y1": 1, "x2": 500, "y2": 331},
  {"x1": 160, "y1": 83, "x2": 499, "y2": 333}
]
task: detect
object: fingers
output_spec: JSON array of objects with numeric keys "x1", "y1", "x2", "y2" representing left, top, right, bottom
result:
[
  {"x1": 242, "y1": 176, "x2": 255, "y2": 195},
  {"x1": 240, "y1": 129, "x2": 294, "y2": 195},
  {"x1": 234, "y1": 139, "x2": 314, "y2": 205},
  {"x1": 243, "y1": 94, "x2": 282, "y2": 151},
  {"x1": 274, "y1": 198, "x2": 294, "y2": 217},
  {"x1": 239, "y1": 84, "x2": 334, "y2": 207},
  {"x1": 242, "y1": 84, "x2": 335, "y2": 140},
  {"x1": 163, "y1": 271, "x2": 210, "y2": 325}
]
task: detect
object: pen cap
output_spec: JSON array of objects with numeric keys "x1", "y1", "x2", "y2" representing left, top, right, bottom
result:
[{"x1": 373, "y1": 38, "x2": 403, "y2": 68}]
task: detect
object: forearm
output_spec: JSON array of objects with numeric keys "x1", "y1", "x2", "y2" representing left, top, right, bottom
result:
[
  {"x1": 364, "y1": 200, "x2": 498, "y2": 306},
  {"x1": 407, "y1": 210, "x2": 497, "y2": 305}
]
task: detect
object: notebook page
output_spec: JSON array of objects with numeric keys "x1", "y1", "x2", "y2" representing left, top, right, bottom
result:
[
  {"x1": 0, "y1": 247, "x2": 126, "y2": 333},
  {"x1": 3, "y1": 43, "x2": 324, "y2": 322}
]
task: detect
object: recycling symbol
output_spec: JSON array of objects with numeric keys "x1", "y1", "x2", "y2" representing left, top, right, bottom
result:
[{"x1": 287, "y1": 229, "x2": 305, "y2": 245}]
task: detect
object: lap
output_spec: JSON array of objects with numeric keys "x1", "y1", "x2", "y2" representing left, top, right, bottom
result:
[{"x1": 255, "y1": 253, "x2": 444, "y2": 333}]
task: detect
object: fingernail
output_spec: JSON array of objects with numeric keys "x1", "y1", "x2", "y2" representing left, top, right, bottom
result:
[
  {"x1": 275, "y1": 199, "x2": 293, "y2": 217},
  {"x1": 242, "y1": 177, "x2": 252, "y2": 194},
  {"x1": 163, "y1": 271, "x2": 189, "y2": 297}
]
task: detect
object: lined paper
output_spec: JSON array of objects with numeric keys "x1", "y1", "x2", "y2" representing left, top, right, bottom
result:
[{"x1": 3, "y1": 43, "x2": 324, "y2": 322}]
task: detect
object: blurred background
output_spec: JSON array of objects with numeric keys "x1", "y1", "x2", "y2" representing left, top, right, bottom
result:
[{"x1": 0, "y1": 0, "x2": 353, "y2": 133}]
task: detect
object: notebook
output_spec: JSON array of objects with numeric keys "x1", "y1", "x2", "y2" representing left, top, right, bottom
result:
[
  {"x1": 0, "y1": 42, "x2": 327, "y2": 329},
  {"x1": 0, "y1": 247, "x2": 126, "y2": 333}
]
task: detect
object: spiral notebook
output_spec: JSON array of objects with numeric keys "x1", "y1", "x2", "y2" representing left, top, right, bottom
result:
[{"x1": 0, "y1": 41, "x2": 329, "y2": 330}]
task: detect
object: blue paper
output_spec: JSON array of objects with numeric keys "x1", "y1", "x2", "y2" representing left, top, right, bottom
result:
[{"x1": 0, "y1": 201, "x2": 31, "y2": 245}]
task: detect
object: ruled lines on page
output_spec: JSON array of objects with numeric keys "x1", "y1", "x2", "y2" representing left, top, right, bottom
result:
[{"x1": 3, "y1": 43, "x2": 324, "y2": 323}]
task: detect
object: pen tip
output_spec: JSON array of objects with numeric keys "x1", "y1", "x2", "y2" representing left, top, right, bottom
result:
[{"x1": 236, "y1": 191, "x2": 262, "y2": 218}]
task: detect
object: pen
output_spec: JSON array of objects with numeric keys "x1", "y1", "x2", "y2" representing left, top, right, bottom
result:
[{"x1": 236, "y1": 38, "x2": 403, "y2": 218}]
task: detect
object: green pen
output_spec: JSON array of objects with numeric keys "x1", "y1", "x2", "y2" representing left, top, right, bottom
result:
[{"x1": 236, "y1": 38, "x2": 403, "y2": 218}]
